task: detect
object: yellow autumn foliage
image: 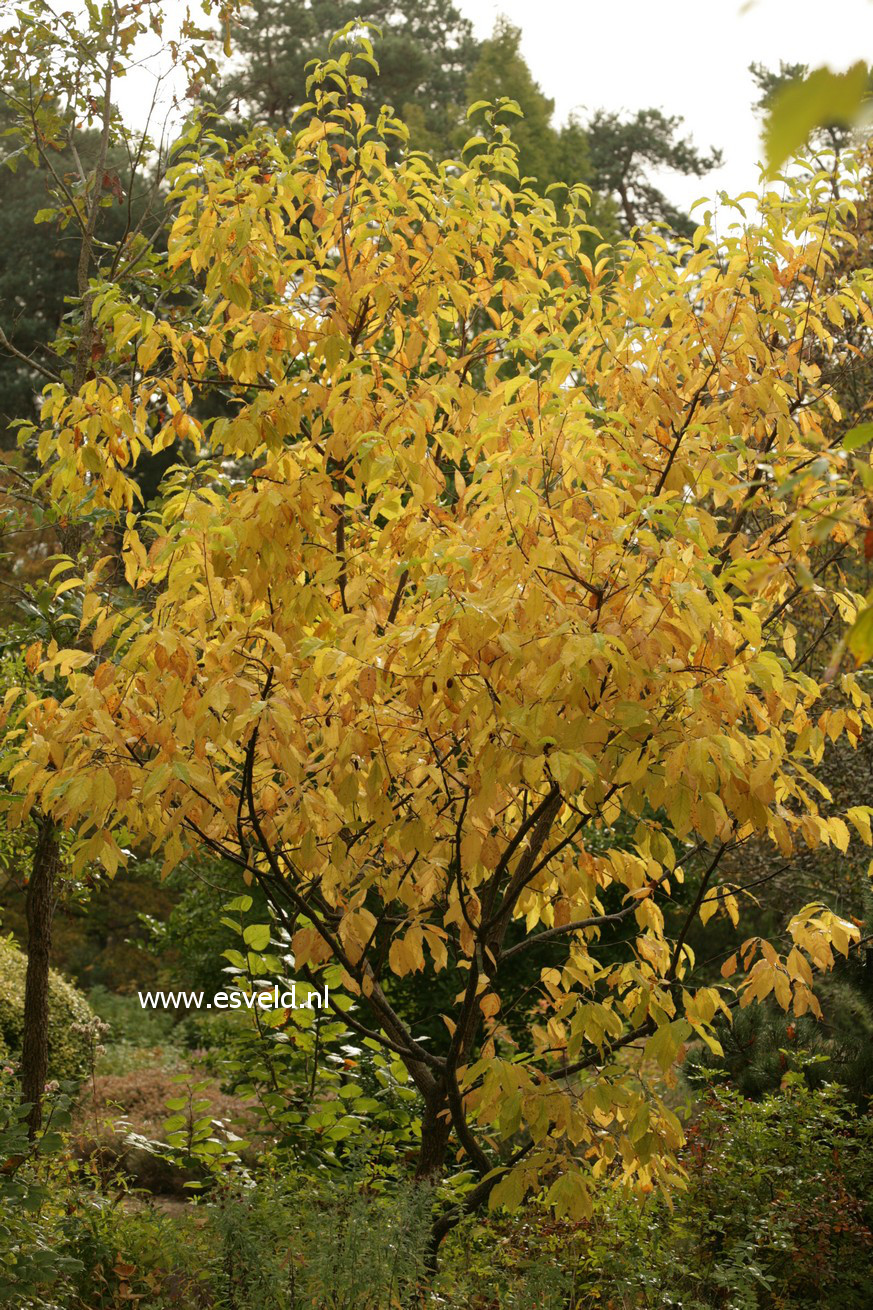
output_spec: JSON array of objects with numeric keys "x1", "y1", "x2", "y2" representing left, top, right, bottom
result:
[{"x1": 7, "y1": 51, "x2": 873, "y2": 1219}]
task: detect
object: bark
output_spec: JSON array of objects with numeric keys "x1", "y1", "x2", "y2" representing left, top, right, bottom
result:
[
  {"x1": 414, "y1": 1090, "x2": 452, "y2": 1181},
  {"x1": 21, "y1": 815, "x2": 59, "y2": 1137}
]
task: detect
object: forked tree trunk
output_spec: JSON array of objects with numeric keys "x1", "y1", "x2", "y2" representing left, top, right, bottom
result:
[{"x1": 21, "y1": 815, "x2": 59, "y2": 1137}]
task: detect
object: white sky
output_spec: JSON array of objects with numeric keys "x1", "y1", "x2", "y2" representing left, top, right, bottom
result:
[
  {"x1": 112, "y1": 0, "x2": 872, "y2": 211},
  {"x1": 459, "y1": 0, "x2": 872, "y2": 207}
]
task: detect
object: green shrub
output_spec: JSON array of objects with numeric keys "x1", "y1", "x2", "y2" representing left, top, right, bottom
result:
[
  {"x1": 87, "y1": 984, "x2": 178, "y2": 1047},
  {"x1": 0, "y1": 935, "x2": 95, "y2": 1082},
  {"x1": 438, "y1": 1076, "x2": 873, "y2": 1310}
]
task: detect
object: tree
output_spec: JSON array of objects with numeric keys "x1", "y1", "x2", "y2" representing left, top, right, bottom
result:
[
  {"x1": 466, "y1": 20, "x2": 718, "y2": 236},
  {"x1": 214, "y1": 0, "x2": 478, "y2": 156},
  {"x1": 751, "y1": 61, "x2": 873, "y2": 179},
  {"x1": 0, "y1": 0, "x2": 239, "y2": 1135},
  {"x1": 0, "y1": 107, "x2": 149, "y2": 452},
  {"x1": 585, "y1": 107, "x2": 721, "y2": 234},
  {"x1": 464, "y1": 18, "x2": 570, "y2": 192},
  {"x1": 6, "y1": 46, "x2": 873, "y2": 1247}
]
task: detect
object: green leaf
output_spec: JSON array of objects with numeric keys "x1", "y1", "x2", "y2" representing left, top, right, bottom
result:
[
  {"x1": 546, "y1": 1170, "x2": 592, "y2": 1221},
  {"x1": 243, "y1": 923, "x2": 270, "y2": 951},
  {"x1": 843, "y1": 422, "x2": 873, "y2": 451},
  {"x1": 224, "y1": 895, "x2": 253, "y2": 912},
  {"x1": 847, "y1": 603, "x2": 873, "y2": 663},
  {"x1": 764, "y1": 62, "x2": 869, "y2": 173}
]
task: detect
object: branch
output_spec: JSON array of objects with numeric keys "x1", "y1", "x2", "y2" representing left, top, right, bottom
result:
[
  {"x1": 0, "y1": 324, "x2": 61, "y2": 383},
  {"x1": 445, "y1": 1066, "x2": 491, "y2": 1175},
  {"x1": 430, "y1": 1140, "x2": 534, "y2": 1248},
  {"x1": 547, "y1": 1021, "x2": 654, "y2": 1081},
  {"x1": 483, "y1": 785, "x2": 563, "y2": 938},
  {"x1": 666, "y1": 841, "x2": 732, "y2": 981},
  {"x1": 384, "y1": 567, "x2": 409, "y2": 628},
  {"x1": 500, "y1": 902, "x2": 641, "y2": 963}
]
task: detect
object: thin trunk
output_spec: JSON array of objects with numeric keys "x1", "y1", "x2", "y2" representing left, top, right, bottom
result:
[{"x1": 21, "y1": 815, "x2": 59, "y2": 1137}]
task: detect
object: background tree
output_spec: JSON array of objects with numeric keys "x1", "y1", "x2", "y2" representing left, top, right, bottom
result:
[
  {"x1": 466, "y1": 21, "x2": 720, "y2": 235},
  {"x1": 464, "y1": 18, "x2": 576, "y2": 192},
  {"x1": 756, "y1": 56, "x2": 871, "y2": 175},
  {"x1": 0, "y1": 0, "x2": 240, "y2": 1135},
  {"x1": 214, "y1": 0, "x2": 478, "y2": 155},
  {"x1": 584, "y1": 106, "x2": 722, "y2": 234},
  {"x1": 211, "y1": 5, "x2": 717, "y2": 234},
  {"x1": 751, "y1": 60, "x2": 873, "y2": 179},
  {"x1": 0, "y1": 103, "x2": 157, "y2": 452}
]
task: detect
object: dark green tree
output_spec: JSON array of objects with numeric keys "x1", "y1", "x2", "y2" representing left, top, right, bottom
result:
[
  {"x1": 464, "y1": 18, "x2": 567, "y2": 189},
  {"x1": 467, "y1": 21, "x2": 718, "y2": 236},
  {"x1": 585, "y1": 107, "x2": 722, "y2": 235},
  {"x1": 215, "y1": 0, "x2": 478, "y2": 155},
  {"x1": 0, "y1": 109, "x2": 144, "y2": 451}
]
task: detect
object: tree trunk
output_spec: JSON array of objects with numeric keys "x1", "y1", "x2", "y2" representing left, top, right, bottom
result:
[
  {"x1": 415, "y1": 1090, "x2": 453, "y2": 1277},
  {"x1": 415, "y1": 1091, "x2": 452, "y2": 1181},
  {"x1": 21, "y1": 815, "x2": 59, "y2": 1137}
]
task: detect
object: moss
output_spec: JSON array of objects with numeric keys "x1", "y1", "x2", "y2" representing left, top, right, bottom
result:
[{"x1": 0, "y1": 936, "x2": 95, "y2": 1081}]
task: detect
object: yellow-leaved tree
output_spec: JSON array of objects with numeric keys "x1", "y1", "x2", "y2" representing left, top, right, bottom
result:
[{"x1": 6, "y1": 43, "x2": 873, "y2": 1245}]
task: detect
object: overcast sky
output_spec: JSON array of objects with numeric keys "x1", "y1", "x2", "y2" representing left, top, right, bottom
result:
[
  {"x1": 114, "y1": 0, "x2": 871, "y2": 212},
  {"x1": 458, "y1": 0, "x2": 872, "y2": 207}
]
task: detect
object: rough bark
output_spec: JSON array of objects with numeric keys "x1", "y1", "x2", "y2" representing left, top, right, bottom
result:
[
  {"x1": 415, "y1": 1090, "x2": 452, "y2": 1181},
  {"x1": 21, "y1": 815, "x2": 59, "y2": 1137}
]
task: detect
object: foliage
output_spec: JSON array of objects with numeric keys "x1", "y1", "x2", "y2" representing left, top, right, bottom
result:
[
  {"x1": 0, "y1": 1069, "x2": 85, "y2": 1304},
  {"x1": 0, "y1": 108, "x2": 143, "y2": 451},
  {"x1": 149, "y1": 1072, "x2": 251, "y2": 1187},
  {"x1": 465, "y1": 20, "x2": 717, "y2": 235},
  {"x1": 73, "y1": 1061, "x2": 253, "y2": 1192},
  {"x1": 1, "y1": 863, "x2": 180, "y2": 993},
  {"x1": 0, "y1": 934, "x2": 95, "y2": 1080},
  {"x1": 6, "y1": 34, "x2": 873, "y2": 1236},
  {"x1": 688, "y1": 882, "x2": 873, "y2": 1106},
  {"x1": 139, "y1": 859, "x2": 269, "y2": 994},
  {"x1": 205, "y1": 1169, "x2": 433, "y2": 1309},
  {"x1": 197, "y1": 899, "x2": 425, "y2": 1176},
  {"x1": 757, "y1": 59, "x2": 872, "y2": 174},
  {"x1": 0, "y1": 1070, "x2": 869, "y2": 1308},
  {"x1": 442, "y1": 1077, "x2": 873, "y2": 1309},
  {"x1": 211, "y1": 8, "x2": 712, "y2": 232},
  {"x1": 464, "y1": 20, "x2": 589, "y2": 199},
  {"x1": 87, "y1": 984, "x2": 177, "y2": 1046}
]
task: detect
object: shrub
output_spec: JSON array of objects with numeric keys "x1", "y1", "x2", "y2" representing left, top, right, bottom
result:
[
  {"x1": 72, "y1": 1065, "x2": 259, "y2": 1194},
  {"x1": 0, "y1": 935, "x2": 95, "y2": 1081},
  {"x1": 87, "y1": 984, "x2": 178, "y2": 1048},
  {"x1": 438, "y1": 1077, "x2": 873, "y2": 1309}
]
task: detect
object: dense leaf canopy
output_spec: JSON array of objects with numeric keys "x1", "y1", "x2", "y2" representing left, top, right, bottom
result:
[{"x1": 6, "y1": 55, "x2": 873, "y2": 1216}]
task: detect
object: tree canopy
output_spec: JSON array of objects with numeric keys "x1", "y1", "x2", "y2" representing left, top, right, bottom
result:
[
  {"x1": 7, "y1": 45, "x2": 873, "y2": 1231},
  {"x1": 215, "y1": 0, "x2": 477, "y2": 156},
  {"x1": 584, "y1": 107, "x2": 721, "y2": 234}
]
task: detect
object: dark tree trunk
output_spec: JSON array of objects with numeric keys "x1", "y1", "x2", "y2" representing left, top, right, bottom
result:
[
  {"x1": 415, "y1": 1091, "x2": 452, "y2": 1182},
  {"x1": 21, "y1": 815, "x2": 59, "y2": 1138}
]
